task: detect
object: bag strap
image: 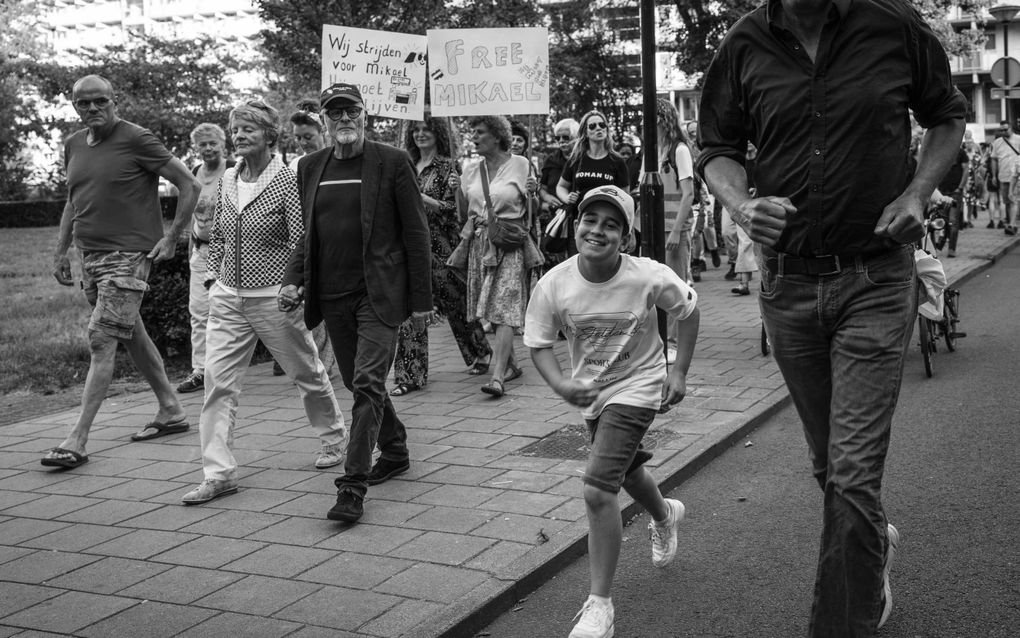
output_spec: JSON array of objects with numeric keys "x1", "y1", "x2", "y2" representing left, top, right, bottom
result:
[{"x1": 1004, "y1": 138, "x2": 1020, "y2": 156}]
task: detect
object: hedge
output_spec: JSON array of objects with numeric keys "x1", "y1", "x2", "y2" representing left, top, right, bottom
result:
[
  {"x1": 139, "y1": 237, "x2": 191, "y2": 358},
  {"x1": 1, "y1": 196, "x2": 182, "y2": 228}
]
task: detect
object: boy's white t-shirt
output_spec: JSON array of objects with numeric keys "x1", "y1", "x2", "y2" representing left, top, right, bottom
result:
[{"x1": 524, "y1": 254, "x2": 698, "y2": 419}]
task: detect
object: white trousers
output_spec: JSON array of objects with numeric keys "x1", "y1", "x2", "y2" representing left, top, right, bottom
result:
[
  {"x1": 199, "y1": 288, "x2": 345, "y2": 480},
  {"x1": 188, "y1": 244, "x2": 210, "y2": 375}
]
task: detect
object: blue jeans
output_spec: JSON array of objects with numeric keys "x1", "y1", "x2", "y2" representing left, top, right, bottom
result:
[
  {"x1": 758, "y1": 245, "x2": 916, "y2": 638},
  {"x1": 320, "y1": 291, "x2": 408, "y2": 496}
]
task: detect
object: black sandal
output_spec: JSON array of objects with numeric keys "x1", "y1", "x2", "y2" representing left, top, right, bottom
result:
[
  {"x1": 467, "y1": 361, "x2": 490, "y2": 375},
  {"x1": 480, "y1": 379, "x2": 505, "y2": 398},
  {"x1": 389, "y1": 383, "x2": 420, "y2": 397},
  {"x1": 505, "y1": 363, "x2": 523, "y2": 382}
]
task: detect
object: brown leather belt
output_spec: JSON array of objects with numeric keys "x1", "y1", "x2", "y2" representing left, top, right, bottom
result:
[{"x1": 763, "y1": 248, "x2": 899, "y2": 277}]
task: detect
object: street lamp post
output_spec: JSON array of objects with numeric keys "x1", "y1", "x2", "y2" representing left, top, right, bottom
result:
[{"x1": 991, "y1": 4, "x2": 1020, "y2": 125}]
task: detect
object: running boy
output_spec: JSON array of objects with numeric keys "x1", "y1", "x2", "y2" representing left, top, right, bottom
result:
[{"x1": 524, "y1": 185, "x2": 700, "y2": 638}]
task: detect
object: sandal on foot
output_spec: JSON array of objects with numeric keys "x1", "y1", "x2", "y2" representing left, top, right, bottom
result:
[
  {"x1": 481, "y1": 379, "x2": 505, "y2": 398},
  {"x1": 467, "y1": 361, "x2": 490, "y2": 375},
  {"x1": 389, "y1": 383, "x2": 420, "y2": 397},
  {"x1": 41, "y1": 447, "x2": 89, "y2": 469},
  {"x1": 131, "y1": 417, "x2": 190, "y2": 442},
  {"x1": 505, "y1": 363, "x2": 523, "y2": 382}
]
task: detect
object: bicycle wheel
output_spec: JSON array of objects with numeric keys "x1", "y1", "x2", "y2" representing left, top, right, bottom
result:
[
  {"x1": 944, "y1": 289, "x2": 960, "y2": 352},
  {"x1": 919, "y1": 315, "x2": 933, "y2": 378},
  {"x1": 761, "y1": 324, "x2": 771, "y2": 357}
]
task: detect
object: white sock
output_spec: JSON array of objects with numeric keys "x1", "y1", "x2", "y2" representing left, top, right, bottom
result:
[{"x1": 588, "y1": 594, "x2": 611, "y2": 606}]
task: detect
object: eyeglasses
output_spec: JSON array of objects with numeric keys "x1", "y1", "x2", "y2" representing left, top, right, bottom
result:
[
  {"x1": 325, "y1": 106, "x2": 364, "y2": 121},
  {"x1": 587, "y1": 121, "x2": 607, "y2": 131},
  {"x1": 73, "y1": 97, "x2": 112, "y2": 110},
  {"x1": 554, "y1": 135, "x2": 573, "y2": 141}
]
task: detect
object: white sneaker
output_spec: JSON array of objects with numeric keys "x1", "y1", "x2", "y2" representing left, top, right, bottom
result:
[
  {"x1": 315, "y1": 429, "x2": 349, "y2": 469},
  {"x1": 878, "y1": 523, "x2": 900, "y2": 629},
  {"x1": 181, "y1": 478, "x2": 238, "y2": 505},
  {"x1": 568, "y1": 596, "x2": 614, "y2": 638},
  {"x1": 665, "y1": 347, "x2": 677, "y2": 364},
  {"x1": 649, "y1": 498, "x2": 685, "y2": 568}
]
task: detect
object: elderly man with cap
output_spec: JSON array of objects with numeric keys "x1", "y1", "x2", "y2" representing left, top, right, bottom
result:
[{"x1": 279, "y1": 82, "x2": 433, "y2": 524}]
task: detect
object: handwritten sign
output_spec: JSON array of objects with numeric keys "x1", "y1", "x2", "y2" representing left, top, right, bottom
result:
[
  {"x1": 321, "y1": 25, "x2": 428, "y2": 120},
  {"x1": 427, "y1": 27, "x2": 550, "y2": 117}
]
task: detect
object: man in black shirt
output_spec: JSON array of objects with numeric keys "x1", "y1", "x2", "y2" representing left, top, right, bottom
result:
[{"x1": 698, "y1": 1, "x2": 966, "y2": 635}]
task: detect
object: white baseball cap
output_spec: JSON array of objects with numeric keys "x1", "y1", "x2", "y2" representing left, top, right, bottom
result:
[{"x1": 577, "y1": 185, "x2": 635, "y2": 234}]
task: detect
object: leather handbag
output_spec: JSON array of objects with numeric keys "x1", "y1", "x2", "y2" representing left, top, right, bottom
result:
[{"x1": 481, "y1": 161, "x2": 528, "y2": 252}]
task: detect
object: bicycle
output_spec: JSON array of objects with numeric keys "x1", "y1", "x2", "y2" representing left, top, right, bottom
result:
[{"x1": 916, "y1": 202, "x2": 967, "y2": 377}]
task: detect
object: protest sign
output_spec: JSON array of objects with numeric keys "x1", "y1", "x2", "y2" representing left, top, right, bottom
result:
[
  {"x1": 321, "y1": 25, "x2": 428, "y2": 120},
  {"x1": 427, "y1": 28, "x2": 550, "y2": 117}
]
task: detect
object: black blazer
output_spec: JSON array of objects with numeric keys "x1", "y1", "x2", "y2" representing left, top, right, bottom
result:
[{"x1": 283, "y1": 140, "x2": 432, "y2": 328}]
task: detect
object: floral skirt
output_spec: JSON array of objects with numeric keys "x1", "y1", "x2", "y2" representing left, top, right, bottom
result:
[{"x1": 466, "y1": 233, "x2": 529, "y2": 328}]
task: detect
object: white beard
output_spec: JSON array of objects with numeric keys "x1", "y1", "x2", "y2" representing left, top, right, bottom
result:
[{"x1": 334, "y1": 130, "x2": 358, "y2": 145}]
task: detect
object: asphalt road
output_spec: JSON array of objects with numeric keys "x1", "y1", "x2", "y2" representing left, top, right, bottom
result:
[{"x1": 478, "y1": 251, "x2": 1020, "y2": 638}]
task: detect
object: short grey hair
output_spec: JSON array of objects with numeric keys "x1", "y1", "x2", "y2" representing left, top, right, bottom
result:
[
  {"x1": 553, "y1": 118, "x2": 580, "y2": 138},
  {"x1": 190, "y1": 122, "x2": 226, "y2": 144},
  {"x1": 229, "y1": 100, "x2": 281, "y2": 147}
]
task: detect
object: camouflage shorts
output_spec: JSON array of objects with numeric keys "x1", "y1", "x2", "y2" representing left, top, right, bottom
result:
[{"x1": 79, "y1": 250, "x2": 151, "y2": 340}]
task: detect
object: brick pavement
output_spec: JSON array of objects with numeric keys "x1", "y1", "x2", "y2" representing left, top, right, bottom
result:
[{"x1": 0, "y1": 226, "x2": 1015, "y2": 638}]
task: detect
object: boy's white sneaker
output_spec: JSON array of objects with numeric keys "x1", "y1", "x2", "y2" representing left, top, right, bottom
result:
[
  {"x1": 568, "y1": 596, "x2": 614, "y2": 638},
  {"x1": 649, "y1": 498, "x2": 685, "y2": 567},
  {"x1": 878, "y1": 523, "x2": 900, "y2": 629}
]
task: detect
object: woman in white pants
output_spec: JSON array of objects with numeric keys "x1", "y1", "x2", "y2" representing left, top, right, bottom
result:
[{"x1": 181, "y1": 100, "x2": 347, "y2": 505}]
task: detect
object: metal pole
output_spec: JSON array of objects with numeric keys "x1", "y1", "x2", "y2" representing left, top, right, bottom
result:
[
  {"x1": 1006, "y1": 23, "x2": 1013, "y2": 126},
  {"x1": 638, "y1": 0, "x2": 669, "y2": 352}
]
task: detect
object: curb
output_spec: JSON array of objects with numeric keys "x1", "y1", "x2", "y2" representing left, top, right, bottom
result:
[{"x1": 425, "y1": 235, "x2": 1020, "y2": 638}]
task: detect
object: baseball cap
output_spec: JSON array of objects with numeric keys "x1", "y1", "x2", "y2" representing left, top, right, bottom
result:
[
  {"x1": 320, "y1": 83, "x2": 364, "y2": 109},
  {"x1": 578, "y1": 185, "x2": 635, "y2": 234}
]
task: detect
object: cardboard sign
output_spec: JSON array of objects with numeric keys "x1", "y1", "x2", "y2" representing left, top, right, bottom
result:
[
  {"x1": 427, "y1": 27, "x2": 550, "y2": 117},
  {"x1": 321, "y1": 25, "x2": 428, "y2": 120}
]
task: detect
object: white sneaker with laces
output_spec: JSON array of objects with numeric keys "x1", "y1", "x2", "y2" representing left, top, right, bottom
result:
[
  {"x1": 649, "y1": 498, "x2": 685, "y2": 568},
  {"x1": 568, "y1": 596, "x2": 614, "y2": 638},
  {"x1": 316, "y1": 427, "x2": 349, "y2": 469},
  {"x1": 878, "y1": 523, "x2": 900, "y2": 629}
]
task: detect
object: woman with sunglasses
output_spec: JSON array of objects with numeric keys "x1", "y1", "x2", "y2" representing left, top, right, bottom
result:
[
  {"x1": 181, "y1": 100, "x2": 348, "y2": 505},
  {"x1": 556, "y1": 110, "x2": 631, "y2": 254},
  {"x1": 388, "y1": 115, "x2": 493, "y2": 397}
]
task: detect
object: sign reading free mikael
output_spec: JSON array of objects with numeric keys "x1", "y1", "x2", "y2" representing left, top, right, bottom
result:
[
  {"x1": 427, "y1": 27, "x2": 550, "y2": 117},
  {"x1": 321, "y1": 25, "x2": 428, "y2": 121}
]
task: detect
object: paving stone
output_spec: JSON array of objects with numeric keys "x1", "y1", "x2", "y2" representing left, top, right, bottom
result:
[
  {"x1": 277, "y1": 475, "x2": 335, "y2": 495},
  {"x1": 545, "y1": 498, "x2": 587, "y2": 522},
  {"x1": 495, "y1": 420, "x2": 570, "y2": 437},
  {"x1": 411, "y1": 484, "x2": 503, "y2": 509},
  {"x1": 477, "y1": 490, "x2": 570, "y2": 517},
  {"x1": 416, "y1": 464, "x2": 504, "y2": 487},
  {"x1": 0, "y1": 590, "x2": 137, "y2": 634},
  {"x1": 3, "y1": 493, "x2": 102, "y2": 519},
  {"x1": 116, "y1": 461, "x2": 199, "y2": 480},
  {"x1": 0, "y1": 517, "x2": 70, "y2": 545},
  {"x1": 313, "y1": 523, "x2": 423, "y2": 555},
  {"x1": 55, "y1": 498, "x2": 163, "y2": 525},
  {"x1": 86, "y1": 529, "x2": 197, "y2": 560},
  {"x1": 115, "y1": 502, "x2": 219, "y2": 531},
  {"x1": 361, "y1": 476, "x2": 436, "y2": 502},
  {"x1": 149, "y1": 535, "x2": 265, "y2": 569},
  {"x1": 83, "y1": 477, "x2": 185, "y2": 501},
  {"x1": 472, "y1": 512, "x2": 570, "y2": 543},
  {"x1": 0, "y1": 545, "x2": 34, "y2": 565},
  {"x1": 102, "y1": 442, "x2": 198, "y2": 462},
  {"x1": 482, "y1": 469, "x2": 569, "y2": 493},
  {"x1": 376, "y1": 563, "x2": 489, "y2": 603},
  {"x1": 0, "y1": 489, "x2": 40, "y2": 511},
  {"x1": 264, "y1": 492, "x2": 331, "y2": 518},
  {"x1": 388, "y1": 530, "x2": 494, "y2": 566},
  {"x1": 77, "y1": 600, "x2": 217, "y2": 637},
  {"x1": 187, "y1": 509, "x2": 287, "y2": 542},
  {"x1": 195, "y1": 486, "x2": 301, "y2": 512},
  {"x1": 445, "y1": 417, "x2": 510, "y2": 433},
  {"x1": 221, "y1": 544, "x2": 335, "y2": 578},
  {"x1": 244, "y1": 516, "x2": 341, "y2": 546},
  {"x1": 432, "y1": 431, "x2": 509, "y2": 449},
  {"x1": 38, "y1": 474, "x2": 131, "y2": 497},
  {"x1": 402, "y1": 504, "x2": 494, "y2": 534},
  {"x1": 55, "y1": 556, "x2": 173, "y2": 595},
  {"x1": 484, "y1": 454, "x2": 561, "y2": 472},
  {"x1": 358, "y1": 598, "x2": 447, "y2": 637},
  {"x1": 359, "y1": 499, "x2": 431, "y2": 526},
  {"x1": 19, "y1": 522, "x2": 133, "y2": 552},
  {"x1": 119, "y1": 565, "x2": 245, "y2": 604},
  {"x1": 0, "y1": 582, "x2": 61, "y2": 617},
  {"x1": 237, "y1": 468, "x2": 315, "y2": 489},
  {"x1": 193, "y1": 574, "x2": 321, "y2": 616},
  {"x1": 0, "y1": 550, "x2": 101, "y2": 584},
  {"x1": 273, "y1": 585, "x2": 402, "y2": 631},
  {"x1": 175, "y1": 611, "x2": 302, "y2": 638},
  {"x1": 464, "y1": 539, "x2": 536, "y2": 573},
  {"x1": 285, "y1": 625, "x2": 371, "y2": 638},
  {"x1": 295, "y1": 551, "x2": 413, "y2": 589}
]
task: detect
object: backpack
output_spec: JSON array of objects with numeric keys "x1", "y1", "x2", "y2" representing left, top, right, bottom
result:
[{"x1": 665, "y1": 141, "x2": 703, "y2": 205}]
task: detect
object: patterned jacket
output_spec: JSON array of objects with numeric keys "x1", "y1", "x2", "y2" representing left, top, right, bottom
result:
[{"x1": 208, "y1": 155, "x2": 303, "y2": 288}]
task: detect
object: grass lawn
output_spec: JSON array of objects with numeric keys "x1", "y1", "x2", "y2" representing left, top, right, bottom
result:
[{"x1": 0, "y1": 226, "x2": 189, "y2": 396}]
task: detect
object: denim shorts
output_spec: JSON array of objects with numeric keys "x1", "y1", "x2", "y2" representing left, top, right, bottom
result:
[
  {"x1": 80, "y1": 250, "x2": 151, "y2": 340},
  {"x1": 583, "y1": 404, "x2": 656, "y2": 494}
]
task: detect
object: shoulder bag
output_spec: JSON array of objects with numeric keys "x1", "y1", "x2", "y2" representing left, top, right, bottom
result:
[{"x1": 482, "y1": 160, "x2": 529, "y2": 252}]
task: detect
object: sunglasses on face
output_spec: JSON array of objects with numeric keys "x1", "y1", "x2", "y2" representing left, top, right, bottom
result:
[
  {"x1": 74, "y1": 97, "x2": 112, "y2": 110},
  {"x1": 587, "y1": 121, "x2": 607, "y2": 131},
  {"x1": 325, "y1": 106, "x2": 364, "y2": 121},
  {"x1": 554, "y1": 135, "x2": 573, "y2": 141}
]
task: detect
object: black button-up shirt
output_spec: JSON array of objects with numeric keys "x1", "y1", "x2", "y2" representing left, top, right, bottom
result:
[{"x1": 697, "y1": 0, "x2": 967, "y2": 257}]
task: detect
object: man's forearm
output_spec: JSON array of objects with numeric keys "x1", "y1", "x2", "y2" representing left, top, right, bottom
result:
[
  {"x1": 54, "y1": 201, "x2": 75, "y2": 258},
  {"x1": 703, "y1": 156, "x2": 752, "y2": 231},
  {"x1": 909, "y1": 119, "x2": 967, "y2": 203},
  {"x1": 167, "y1": 184, "x2": 199, "y2": 239}
]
